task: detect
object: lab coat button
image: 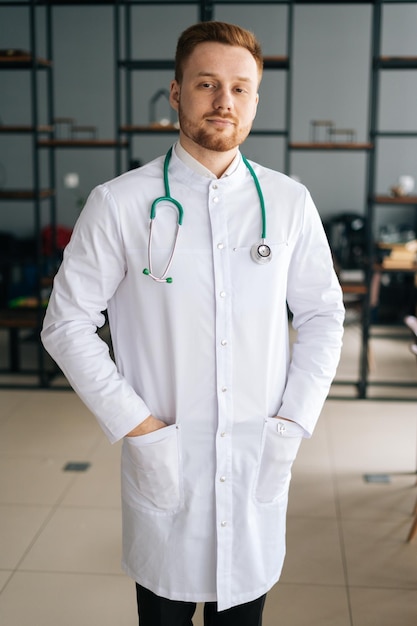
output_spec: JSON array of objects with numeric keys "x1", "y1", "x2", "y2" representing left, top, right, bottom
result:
[
  {"x1": 220, "y1": 291, "x2": 226, "y2": 298},
  {"x1": 220, "y1": 476, "x2": 226, "y2": 482},
  {"x1": 213, "y1": 196, "x2": 219, "y2": 204},
  {"x1": 221, "y1": 339, "x2": 227, "y2": 346},
  {"x1": 220, "y1": 432, "x2": 226, "y2": 437},
  {"x1": 221, "y1": 521, "x2": 227, "y2": 527},
  {"x1": 221, "y1": 386, "x2": 227, "y2": 393},
  {"x1": 217, "y1": 243, "x2": 224, "y2": 250},
  {"x1": 212, "y1": 184, "x2": 218, "y2": 190}
]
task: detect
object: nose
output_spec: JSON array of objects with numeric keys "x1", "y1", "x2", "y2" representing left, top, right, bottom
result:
[{"x1": 213, "y1": 87, "x2": 233, "y2": 111}]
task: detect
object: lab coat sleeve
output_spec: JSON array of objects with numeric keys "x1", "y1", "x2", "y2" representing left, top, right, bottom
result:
[
  {"x1": 41, "y1": 185, "x2": 152, "y2": 443},
  {"x1": 278, "y1": 189, "x2": 345, "y2": 436}
]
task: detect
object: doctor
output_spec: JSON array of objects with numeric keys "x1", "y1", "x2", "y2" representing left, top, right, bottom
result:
[{"x1": 42, "y1": 21, "x2": 344, "y2": 626}]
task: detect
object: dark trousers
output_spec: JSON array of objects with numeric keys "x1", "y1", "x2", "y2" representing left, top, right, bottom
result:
[{"x1": 136, "y1": 584, "x2": 266, "y2": 626}]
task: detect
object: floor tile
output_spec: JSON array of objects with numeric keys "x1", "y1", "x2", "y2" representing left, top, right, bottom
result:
[
  {"x1": 0, "y1": 391, "x2": 30, "y2": 423},
  {"x1": 0, "y1": 572, "x2": 12, "y2": 594},
  {"x1": 281, "y1": 517, "x2": 346, "y2": 586},
  {"x1": 349, "y1": 587, "x2": 417, "y2": 626},
  {"x1": 18, "y1": 506, "x2": 123, "y2": 575},
  {"x1": 0, "y1": 504, "x2": 52, "y2": 569},
  {"x1": 0, "y1": 454, "x2": 75, "y2": 505},
  {"x1": 0, "y1": 391, "x2": 102, "y2": 457},
  {"x1": 263, "y1": 583, "x2": 351, "y2": 626},
  {"x1": 288, "y1": 472, "x2": 338, "y2": 518},
  {"x1": 342, "y1": 519, "x2": 417, "y2": 589},
  {"x1": 60, "y1": 439, "x2": 122, "y2": 508},
  {"x1": 336, "y1": 473, "x2": 417, "y2": 522},
  {"x1": 0, "y1": 572, "x2": 137, "y2": 626},
  {"x1": 326, "y1": 400, "x2": 417, "y2": 474}
]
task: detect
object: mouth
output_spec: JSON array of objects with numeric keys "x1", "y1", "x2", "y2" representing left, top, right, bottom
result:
[{"x1": 206, "y1": 117, "x2": 235, "y2": 128}]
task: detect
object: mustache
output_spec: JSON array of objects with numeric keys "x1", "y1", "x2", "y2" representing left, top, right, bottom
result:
[{"x1": 204, "y1": 112, "x2": 237, "y2": 123}]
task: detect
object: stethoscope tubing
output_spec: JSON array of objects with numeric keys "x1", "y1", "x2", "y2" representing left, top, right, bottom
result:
[{"x1": 143, "y1": 146, "x2": 271, "y2": 283}]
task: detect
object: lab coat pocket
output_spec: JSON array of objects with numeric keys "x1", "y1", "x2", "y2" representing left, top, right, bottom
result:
[
  {"x1": 122, "y1": 424, "x2": 183, "y2": 514},
  {"x1": 254, "y1": 418, "x2": 303, "y2": 504}
]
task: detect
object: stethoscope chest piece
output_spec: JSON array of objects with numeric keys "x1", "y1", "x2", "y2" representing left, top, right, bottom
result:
[{"x1": 251, "y1": 240, "x2": 272, "y2": 264}]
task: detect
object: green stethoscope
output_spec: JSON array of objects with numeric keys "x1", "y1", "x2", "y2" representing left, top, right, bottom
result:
[{"x1": 143, "y1": 146, "x2": 271, "y2": 283}]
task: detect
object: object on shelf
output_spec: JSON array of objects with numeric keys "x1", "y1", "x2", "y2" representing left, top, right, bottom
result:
[
  {"x1": 390, "y1": 175, "x2": 415, "y2": 198},
  {"x1": 53, "y1": 118, "x2": 98, "y2": 140},
  {"x1": 54, "y1": 117, "x2": 74, "y2": 139},
  {"x1": 8, "y1": 295, "x2": 48, "y2": 309},
  {"x1": 309, "y1": 120, "x2": 357, "y2": 144},
  {"x1": 71, "y1": 125, "x2": 97, "y2": 140},
  {"x1": 42, "y1": 225, "x2": 73, "y2": 257},
  {"x1": 63, "y1": 172, "x2": 85, "y2": 212},
  {"x1": 149, "y1": 89, "x2": 179, "y2": 130},
  {"x1": 327, "y1": 127, "x2": 356, "y2": 143},
  {"x1": 0, "y1": 48, "x2": 50, "y2": 66},
  {"x1": 0, "y1": 48, "x2": 27, "y2": 58},
  {"x1": 324, "y1": 212, "x2": 367, "y2": 270},
  {"x1": 310, "y1": 120, "x2": 334, "y2": 143},
  {"x1": 378, "y1": 240, "x2": 417, "y2": 270},
  {"x1": 379, "y1": 223, "x2": 416, "y2": 245}
]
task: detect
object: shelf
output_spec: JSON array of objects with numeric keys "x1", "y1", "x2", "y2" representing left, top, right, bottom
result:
[
  {"x1": 264, "y1": 56, "x2": 289, "y2": 70},
  {"x1": 0, "y1": 52, "x2": 51, "y2": 69},
  {"x1": 374, "y1": 131, "x2": 417, "y2": 138},
  {"x1": 119, "y1": 59, "x2": 175, "y2": 70},
  {"x1": 0, "y1": 125, "x2": 53, "y2": 134},
  {"x1": 374, "y1": 195, "x2": 417, "y2": 206},
  {"x1": 377, "y1": 56, "x2": 417, "y2": 70},
  {"x1": 0, "y1": 189, "x2": 55, "y2": 200},
  {"x1": 289, "y1": 142, "x2": 373, "y2": 151},
  {"x1": 38, "y1": 139, "x2": 128, "y2": 148}
]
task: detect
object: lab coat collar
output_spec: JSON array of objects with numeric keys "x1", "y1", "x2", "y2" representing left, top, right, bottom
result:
[
  {"x1": 174, "y1": 141, "x2": 241, "y2": 179},
  {"x1": 169, "y1": 143, "x2": 247, "y2": 191}
]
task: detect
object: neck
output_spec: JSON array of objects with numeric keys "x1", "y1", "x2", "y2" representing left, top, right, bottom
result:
[{"x1": 179, "y1": 134, "x2": 238, "y2": 178}]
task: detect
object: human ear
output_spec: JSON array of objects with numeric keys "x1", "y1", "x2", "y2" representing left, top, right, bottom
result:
[{"x1": 169, "y1": 80, "x2": 180, "y2": 111}]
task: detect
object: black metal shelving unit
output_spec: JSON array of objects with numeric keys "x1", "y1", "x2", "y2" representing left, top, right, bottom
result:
[
  {"x1": 358, "y1": 0, "x2": 417, "y2": 399},
  {"x1": 0, "y1": 1, "x2": 56, "y2": 387}
]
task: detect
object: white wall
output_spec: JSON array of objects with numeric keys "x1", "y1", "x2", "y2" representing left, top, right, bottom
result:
[{"x1": 0, "y1": 1, "x2": 416, "y2": 238}]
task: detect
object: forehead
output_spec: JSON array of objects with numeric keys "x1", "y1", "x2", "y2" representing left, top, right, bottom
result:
[{"x1": 182, "y1": 41, "x2": 259, "y2": 82}]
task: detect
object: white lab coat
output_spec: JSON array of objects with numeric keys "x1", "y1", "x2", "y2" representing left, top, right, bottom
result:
[{"x1": 42, "y1": 146, "x2": 344, "y2": 611}]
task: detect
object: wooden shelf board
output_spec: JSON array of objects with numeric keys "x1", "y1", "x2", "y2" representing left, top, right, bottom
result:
[
  {"x1": 290, "y1": 142, "x2": 373, "y2": 151},
  {"x1": 374, "y1": 195, "x2": 417, "y2": 205},
  {"x1": 0, "y1": 125, "x2": 53, "y2": 133},
  {"x1": 38, "y1": 139, "x2": 128, "y2": 147},
  {"x1": 119, "y1": 59, "x2": 175, "y2": 70},
  {"x1": 378, "y1": 56, "x2": 417, "y2": 69},
  {"x1": 341, "y1": 283, "x2": 367, "y2": 295},
  {"x1": 264, "y1": 56, "x2": 289, "y2": 69},
  {"x1": 0, "y1": 189, "x2": 55, "y2": 200},
  {"x1": 0, "y1": 54, "x2": 51, "y2": 68}
]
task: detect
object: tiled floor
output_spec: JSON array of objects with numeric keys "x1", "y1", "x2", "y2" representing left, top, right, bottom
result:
[{"x1": 0, "y1": 322, "x2": 416, "y2": 625}]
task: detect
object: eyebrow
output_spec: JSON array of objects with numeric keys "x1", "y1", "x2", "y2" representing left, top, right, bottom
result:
[{"x1": 196, "y1": 71, "x2": 253, "y2": 83}]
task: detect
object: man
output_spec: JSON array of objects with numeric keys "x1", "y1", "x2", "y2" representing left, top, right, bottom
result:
[{"x1": 42, "y1": 21, "x2": 344, "y2": 626}]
